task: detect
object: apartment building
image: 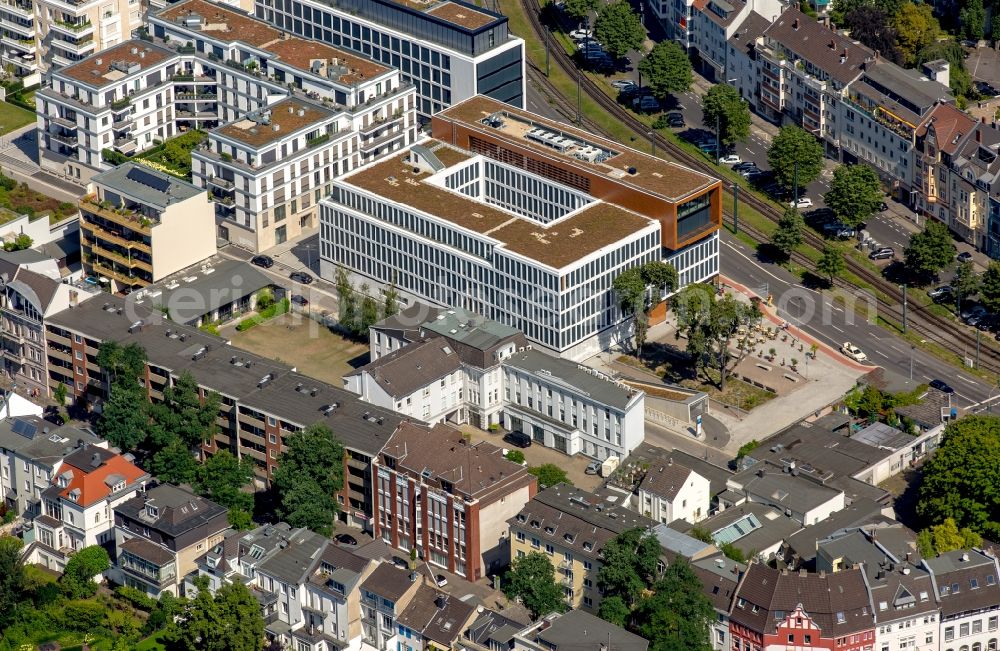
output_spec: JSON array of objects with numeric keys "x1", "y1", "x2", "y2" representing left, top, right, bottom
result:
[
  {"x1": 36, "y1": 0, "x2": 145, "y2": 71},
  {"x1": 80, "y1": 162, "x2": 215, "y2": 291},
  {"x1": 513, "y1": 611, "x2": 648, "y2": 651},
  {"x1": 322, "y1": 95, "x2": 722, "y2": 360},
  {"x1": 636, "y1": 457, "x2": 710, "y2": 524},
  {"x1": 44, "y1": 294, "x2": 405, "y2": 530},
  {"x1": 349, "y1": 307, "x2": 647, "y2": 460},
  {"x1": 0, "y1": 417, "x2": 104, "y2": 519},
  {"x1": 0, "y1": 262, "x2": 95, "y2": 396},
  {"x1": 359, "y1": 563, "x2": 423, "y2": 651},
  {"x1": 729, "y1": 564, "x2": 877, "y2": 651},
  {"x1": 27, "y1": 444, "x2": 148, "y2": 571},
  {"x1": 688, "y1": 0, "x2": 783, "y2": 86},
  {"x1": 508, "y1": 485, "x2": 656, "y2": 611},
  {"x1": 691, "y1": 554, "x2": 744, "y2": 650},
  {"x1": 113, "y1": 482, "x2": 229, "y2": 597},
  {"x1": 0, "y1": 0, "x2": 39, "y2": 78},
  {"x1": 922, "y1": 549, "x2": 1000, "y2": 651},
  {"x1": 397, "y1": 584, "x2": 477, "y2": 651},
  {"x1": 251, "y1": 0, "x2": 525, "y2": 119},
  {"x1": 373, "y1": 422, "x2": 536, "y2": 581}
]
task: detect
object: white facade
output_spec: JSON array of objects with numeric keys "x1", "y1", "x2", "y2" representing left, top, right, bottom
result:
[
  {"x1": 875, "y1": 609, "x2": 939, "y2": 651},
  {"x1": 637, "y1": 467, "x2": 710, "y2": 524}
]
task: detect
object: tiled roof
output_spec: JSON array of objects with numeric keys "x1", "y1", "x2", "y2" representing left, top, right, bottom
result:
[
  {"x1": 57, "y1": 445, "x2": 147, "y2": 508},
  {"x1": 361, "y1": 562, "x2": 415, "y2": 602},
  {"x1": 638, "y1": 459, "x2": 694, "y2": 501},
  {"x1": 350, "y1": 336, "x2": 462, "y2": 398},
  {"x1": 918, "y1": 102, "x2": 977, "y2": 156},
  {"x1": 762, "y1": 7, "x2": 872, "y2": 85},
  {"x1": 923, "y1": 549, "x2": 1000, "y2": 617}
]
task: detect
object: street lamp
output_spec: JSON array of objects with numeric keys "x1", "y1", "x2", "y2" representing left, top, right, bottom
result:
[{"x1": 649, "y1": 131, "x2": 655, "y2": 157}]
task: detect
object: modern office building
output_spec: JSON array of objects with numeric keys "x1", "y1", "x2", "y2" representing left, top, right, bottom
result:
[
  {"x1": 321, "y1": 95, "x2": 722, "y2": 359},
  {"x1": 80, "y1": 162, "x2": 216, "y2": 291},
  {"x1": 251, "y1": 0, "x2": 525, "y2": 118},
  {"x1": 372, "y1": 421, "x2": 536, "y2": 581}
]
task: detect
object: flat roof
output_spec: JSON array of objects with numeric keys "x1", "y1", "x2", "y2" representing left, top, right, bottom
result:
[
  {"x1": 342, "y1": 151, "x2": 654, "y2": 270},
  {"x1": 91, "y1": 162, "x2": 202, "y2": 209},
  {"x1": 215, "y1": 98, "x2": 334, "y2": 148},
  {"x1": 135, "y1": 258, "x2": 273, "y2": 324},
  {"x1": 261, "y1": 37, "x2": 389, "y2": 84},
  {"x1": 435, "y1": 96, "x2": 719, "y2": 202},
  {"x1": 58, "y1": 41, "x2": 177, "y2": 89},
  {"x1": 159, "y1": 0, "x2": 282, "y2": 47},
  {"x1": 505, "y1": 349, "x2": 639, "y2": 410},
  {"x1": 423, "y1": 1, "x2": 496, "y2": 29}
]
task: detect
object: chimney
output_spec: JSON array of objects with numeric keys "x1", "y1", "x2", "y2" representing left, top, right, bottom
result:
[
  {"x1": 793, "y1": 18, "x2": 799, "y2": 29},
  {"x1": 829, "y1": 39, "x2": 836, "y2": 50},
  {"x1": 977, "y1": 128, "x2": 982, "y2": 144},
  {"x1": 842, "y1": 47, "x2": 848, "y2": 58}
]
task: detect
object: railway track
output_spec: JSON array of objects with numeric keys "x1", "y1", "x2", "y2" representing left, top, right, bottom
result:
[{"x1": 518, "y1": 0, "x2": 1000, "y2": 376}]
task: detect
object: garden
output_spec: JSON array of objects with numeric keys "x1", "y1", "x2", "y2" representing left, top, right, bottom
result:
[
  {"x1": 102, "y1": 130, "x2": 207, "y2": 180},
  {"x1": 0, "y1": 172, "x2": 77, "y2": 224}
]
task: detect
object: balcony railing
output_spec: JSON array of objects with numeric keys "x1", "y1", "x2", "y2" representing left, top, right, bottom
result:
[
  {"x1": 207, "y1": 176, "x2": 234, "y2": 190},
  {"x1": 110, "y1": 97, "x2": 131, "y2": 111},
  {"x1": 81, "y1": 198, "x2": 156, "y2": 232},
  {"x1": 49, "y1": 132, "x2": 78, "y2": 146},
  {"x1": 84, "y1": 240, "x2": 153, "y2": 272},
  {"x1": 0, "y1": 2, "x2": 33, "y2": 19},
  {"x1": 81, "y1": 219, "x2": 152, "y2": 252}
]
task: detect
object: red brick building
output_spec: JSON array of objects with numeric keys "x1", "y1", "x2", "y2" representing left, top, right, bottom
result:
[
  {"x1": 730, "y1": 564, "x2": 876, "y2": 651},
  {"x1": 373, "y1": 422, "x2": 536, "y2": 581}
]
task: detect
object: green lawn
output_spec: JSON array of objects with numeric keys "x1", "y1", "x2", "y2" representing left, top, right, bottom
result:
[
  {"x1": 135, "y1": 633, "x2": 167, "y2": 650},
  {"x1": 0, "y1": 100, "x2": 36, "y2": 136}
]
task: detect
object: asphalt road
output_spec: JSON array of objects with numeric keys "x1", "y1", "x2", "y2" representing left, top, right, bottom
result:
[{"x1": 720, "y1": 230, "x2": 997, "y2": 408}]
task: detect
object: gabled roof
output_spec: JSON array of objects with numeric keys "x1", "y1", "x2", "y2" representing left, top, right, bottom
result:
[
  {"x1": 8, "y1": 267, "x2": 60, "y2": 315},
  {"x1": 398, "y1": 585, "x2": 476, "y2": 646},
  {"x1": 762, "y1": 7, "x2": 872, "y2": 85},
  {"x1": 57, "y1": 444, "x2": 147, "y2": 508},
  {"x1": 349, "y1": 336, "x2": 462, "y2": 398},
  {"x1": 923, "y1": 549, "x2": 1000, "y2": 616},
  {"x1": 258, "y1": 528, "x2": 329, "y2": 585},
  {"x1": 638, "y1": 459, "x2": 695, "y2": 502},
  {"x1": 918, "y1": 102, "x2": 977, "y2": 155}
]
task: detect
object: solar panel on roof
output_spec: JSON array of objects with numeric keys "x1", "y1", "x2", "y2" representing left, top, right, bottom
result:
[
  {"x1": 11, "y1": 418, "x2": 36, "y2": 439},
  {"x1": 126, "y1": 166, "x2": 173, "y2": 193}
]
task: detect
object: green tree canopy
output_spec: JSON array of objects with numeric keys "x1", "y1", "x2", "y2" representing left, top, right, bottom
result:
[
  {"x1": 97, "y1": 342, "x2": 150, "y2": 451},
  {"x1": 917, "y1": 415, "x2": 1000, "y2": 539},
  {"x1": 150, "y1": 438, "x2": 199, "y2": 486},
  {"x1": 598, "y1": 595, "x2": 631, "y2": 627},
  {"x1": 613, "y1": 262, "x2": 678, "y2": 357},
  {"x1": 702, "y1": 85, "x2": 751, "y2": 148},
  {"x1": 980, "y1": 261, "x2": 1000, "y2": 313},
  {"x1": 195, "y1": 450, "x2": 255, "y2": 526},
  {"x1": 917, "y1": 41, "x2": 972, "y2": 99},
  {"x1": 916, "y1": 518, "x2": 983, "y2": 557},
  {"x1": 767, "y1": 126, "x2": 825, "y2": 192},
  {"x1": 503, "y1": 552, "x2": 565, "y2": 619},
  {"x1": 845, "y1": 6, "x2": 902, "y2": 64},
  {"x1": 824, "y1": 164, "x2": 883, "y2": 228},
  {"x1": 164, "y1": 576, "x2": 264, "y2": 651},
  {"x1": 2, "y1": 233, "x2": 32, "y2": 252},
  {"x1": 816, "y1": 245, "x2": 846, "y2": 286},
  {"x1": 273, "y1": 423, "x2": 345, "y2": 536},
  {"x1": 528, "y1": 463, "x2": 571, "y2": 488},
  {"x1": 673, "y1": 284, "x2": 762, "y2": 389},
  {"x1": 635, "y1": 558, "x2": 715, "y2": 651},
  {"x1": 562, "y1": 0, "x2": 599, "y2": 22},
  {"x1": 597, "y1": 528, "x2": 662, "y2": 607},
  {"x1": 894, "y1": 2, "x2": 941, "y2": 66},
  {"x1": 61, "y1": 545, "x2": 110, "y2": 599},
  {"x1": 771, "y1": 207, "x2": 804, "y2": 259},
  {"x1": 960, "y1": 0, "x2": 985, "y2": 40},
  {"x1": 639, "y1": 41, "x2": 692, "y2": 99},
  {"x1": 594, "y1": 1, "x2": 645, "y2": 59},
  {"x1": 951, "y1": 259, "x2": 980, "y2": 308},
  {"x1": 903, "y1": 221, "x2": 955, "y2": 285},
  {"x1": 0, "y1": 536, "x2": 25, "y2": 630},
  {"x1": 148, "y1": 371, "x2": 222, "y2": 450}
]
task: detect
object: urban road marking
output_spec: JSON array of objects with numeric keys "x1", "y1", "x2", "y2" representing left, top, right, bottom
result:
[
  {"x1": 876, "y1": 350, "x2": 889, "y2": 359},
  {"x1": 830, "y1": 325, "x2": 845, "y2": 333},
  {"x1": 956, "y1": 374, "x2": 977, "y2": 384}
]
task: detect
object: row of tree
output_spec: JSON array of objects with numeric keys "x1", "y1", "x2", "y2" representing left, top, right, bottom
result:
[
  {"x1": 503, "y1": 528, "x2": 716, "y2": 651},
  {"x1": 334, "y1": 266, "x2": 399, "y2": 339}
]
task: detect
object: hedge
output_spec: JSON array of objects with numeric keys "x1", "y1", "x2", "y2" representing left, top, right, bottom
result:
[{"x1": 235, "y1": 297, "x2": 289, "y2": 332}]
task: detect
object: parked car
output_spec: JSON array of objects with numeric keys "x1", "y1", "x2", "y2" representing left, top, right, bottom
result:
[
  {"x1": 823, "y1": 222, "x2": 855, "y2": 238},
  {"x1": 435, "y1": 574, "x2": 449, "y2": 587},
  {"x1": 585, "y1": 460, "x2": 601, "y2": 475},
  {"x1": 840, "y1": 342, "x2": 868, "y2": 362},
  {"x1": 733, "y1": 161, "x2": 757, "y2": 172},
  {"x1": 929, "y1": 378, "x2": 955, "y2": 394},
  {"x1": 962, "y1": 304, "x2": 987, "y2": 323},
  {"x1": 879, "y1": 201, "x2": 889, "y2": 212},
  {"x1": 718, "y1": 154, "x2": 743, "y2": 165},
  {"x1": 665, "y1": 112, "x2": 684, "y2": 127},
  {"x1": 869, "y1": 247, "x2": 895, "y2": 260},
  {"x1": 569, "y1": 28, "x2": 593, "y2": 40},
  {"x1": 504, "y1": 431, "x2": 532, "y2": 448},
  {"x1": 957, "y1": 251, "x2": 974, "y2": 263},
  {"x1": 577, "y1": 42, "x2": 605, "y2": 53},
  {"x1": 610, "y1": 79, "x2": 636, "y2": 90},
  {"x1": 739, "y1": 166, "x2": 761, "y2": 178},
  {"x1": 289, "y1": 270, "x2": 314, "y2": 284},
  {"x1": 290, "y1": 294, "x2": 310, "y2": 307},
  {"x1": 633, "y1": 95, "x2": 660, "y2": 112},
  {"x1": 334, "y1": 534, "x2": 358, "y2": 546},
  {"x1": 251, "y1": 255, "x2": 274, "y2": 268},
  {"x1": 790, "y1": 197, "x2": 813, "y2": 209},
  {"x1": 928, "y1": 285, "x2": 953, "y2": 299}
]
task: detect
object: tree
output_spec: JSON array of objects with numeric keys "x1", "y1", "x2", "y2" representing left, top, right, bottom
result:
[
  {"x1": 980, "y1": 262, "x2": 1000, "y2": 313},
  {"x1": 503, "y1": 552, "x2": 565, "y2": 619},
  {"x1": 2, "y1": 233, "x2": 32, "y2": 252},
  {"x1": 613, "y1": 267, "x2": 647, "y2": 356},
  {"x1": 97, "y1": 342, "x2": 150, "y2": 451},
  {"x1": 148, "y1": 372, "x2": 221, "y2": 450},
  {"x1": 598, "y1": 595, "x2": 630, "y2": 627},
  {"x1": 597, "y1": 528, "x2": 661, "y2": 606},
  {"x1": 594, "y1": 1, "x2": 645, "y2": 59},
  {"x1": 528, "y1": 463, "x2": 571, "y2": 488},
  {"x1": 960, "y1": 0, "x2": 985, "y2": 40},
  {"x1": 61, "y1": 545, "x2": 110, "y2": 599},
  {"x1": 505, "y1": 450, "x2": 525, "y2": 464},
  {"x1": 845, "y1": 6, "x2": 902, "y2": 63},
  {"x1": 273, "y1": 423, "x2": 345, "y2": 536},
  {"x1": 639, "y1": 41, "x2": 692, "y2": 99},
  {"x1": 702, "y1": 85, "x2": 751, "y2": 148},
  {"x1": 335, "y1": 266, "x2": 358, "y2": 332},
  {"x1": 766, "y1": 126, "x2": 824, "y2": 193},
  {"x1": 992, "y1": 13, "x2": 1000, "y2": 42},
  {"x1": 952, "y1": 259, "x2": 980, "y2": 309},
  {"x1": 771, "y1": 207, "x2": 804, "y2": 259},
  {"x1": 195, "y1": 450, "x2": 255, "y2": 526},
  {"x1": 917, "y1": 415, "x2": 1000, "y2": 539},
  {"x1": 917, "y1": 41, "x2": 972, "y2": 99},
  {"x1": 816, "y1": 245, "x2": 846, "y2": 286},
  {"x1": 165, "y1": 575, "x2": 263, "y2": 651},
  {"x1": 634, "y1": 558, "x2": 715, "y2": 651},
  {"x1": 562, "y1": 0, "x2": 600, "y2": 23},
  {"x1": 0, "y1": 536, "x2": 25, "y2": 630},
  {"x1": 359, "y1": 284, "x2": 380, "y2": 334},
  {"x1": 383, "y1": 282, "x2": 399, "y2": 318},
  {"x1": 824, "y1": 164, "x2": 883, "y2": 229},
  {"x1": 894, "y1": 2, "x2": 941, "y2": 66},
  {"x1": 673, "y1": 284, "x2": 761, "y2": 390},
  {"x1": 53, "y1": 382, "x2": 68, "y2": 406},
  {"x1": 150, "y1": 438, "x2": 199, "y2": 487},
  {"x1": 641, "y1": 260, "x2": 679, "y2": 297},
  {"x1": 916, "y1": 518, "x2": 983, "y2": 557},
  {"x1": 903, "y1": 221, "x2": 955, "y2": 285}
]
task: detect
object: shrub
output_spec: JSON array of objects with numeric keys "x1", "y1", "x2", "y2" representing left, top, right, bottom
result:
[
  {"x1": 13, "y1": 205, "x2": 33, "y2": 217},
  {"x1": 0, "y1": 174, "x2": 15, "y2": 191},
  {"x1": 116, "y1": 585, "x2": 156, "y2": 611},
  {"x1": 101, "y1": 149, "x2": 129, "y2": 165},
  {"x1": 505, "y1": 450, "x2": 525, "y2": 464}
]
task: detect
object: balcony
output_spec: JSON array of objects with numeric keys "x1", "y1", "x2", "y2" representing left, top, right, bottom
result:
[
  {"x1": 48, "y1": 114, "x2": 76, "y2": 129},
  {"x1": 0, "y1": 18, "x2": 34, "y2": 36},
  {"x1": 1, "y1": 35, "x2": 34, "y2": 52},
  {"x1": 88, "y1": 261, "x2": 144, "y2": 286},
  {"x1": 52, "y1": 36, "x2": 95, "y2": 55},
  {"x1": 207, "y1": 176, "x2": 234, "y2": 190},
  {"x1": 175, "y1": 92, "x2": 216, "y2": 101},
  {"x1": 0, "y1": 2, "x2": 33, "y2": 19},
  {"x1": 80, "y1": 220, "x2": 151, "y2": 253},
  {"x1": 84, "y1": 240, "x2": 153, "y2": 273},
  {"x1": 49, "y1": 132, "x2": 78, "y2": 146},
  {"x1": 360, "y1": 128, "x2": 404, "y2": 153},
  {"x1": 110, "y1": 97, "x2": 131, "y2": 111},
  {"x1": 113, "y1": 137, "x2": 137, "y2": 154},
  {"x1": 50, "y1": 20, "x2": 93, "y2": 38},
  {"x1": 80, "y1": 198, "x2": 156, "y2": 233}
]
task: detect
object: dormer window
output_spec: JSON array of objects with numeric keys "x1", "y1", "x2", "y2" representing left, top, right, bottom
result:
[
  {"x1": 530, "y1": 520, "x2": 540, "y2": 529},
  {"x1": 111, "y1": 481, "x2": 125, "y2": 492},
  {"x1": 583, "y1": 542, "x2": 593, "y2": 551},
  {"x1": 516, "y1": 514, "x2": 526, "y2": 523},
  {"x1": 544, "y1": 526, "x2": 555, "y2": 535},
  {"x1": 146, "y1": 505, "x2": 158, "y2": 518}
]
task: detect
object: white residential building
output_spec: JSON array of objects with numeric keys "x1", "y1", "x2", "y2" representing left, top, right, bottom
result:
[
  {"x1": 924, "y1": 549, "x2": 1000, "y2": 651},
  {"x1": 322, "y1": 96, "x2": 722, "y2": 360},
  {"x1": 251, "y1": 0, "x2": 525, "y2": 119},
  {"x1": 636, "y1": 458, "x2": 710, "y2": 524}
]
